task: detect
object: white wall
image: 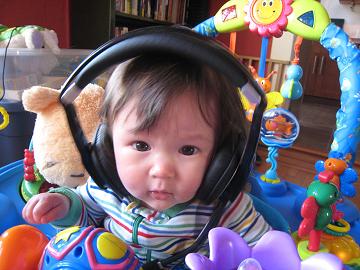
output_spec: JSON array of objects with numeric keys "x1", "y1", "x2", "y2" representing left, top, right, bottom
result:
[
  {"x1": 270, "y1": 31, "x2": 296, "y2": 61},
  {"x1": 321, "y1": 0, "x2": 360, "y2": 38}
]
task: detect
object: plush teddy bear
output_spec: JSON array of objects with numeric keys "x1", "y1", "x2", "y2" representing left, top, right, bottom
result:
[
  {"x1": 21, "y1": 84, "x2": 104, "y2": 193},
  {"x1": 0, "y1": 24, "x2": 60, "y2": 54}
]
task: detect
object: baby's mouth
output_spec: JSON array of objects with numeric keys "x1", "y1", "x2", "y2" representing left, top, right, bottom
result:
[{"x1": 149, "y1": 191, "x2": 172, "y2": 200}]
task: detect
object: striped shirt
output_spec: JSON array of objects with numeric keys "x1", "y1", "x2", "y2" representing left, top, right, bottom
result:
[{"x1": 53, "y1": 177, "x2": 271, "y2": 268}]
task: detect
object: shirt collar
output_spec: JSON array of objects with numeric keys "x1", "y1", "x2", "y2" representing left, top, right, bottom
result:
[{"x1": 125, "y1": 196, "x2": 192, "y2": 220}]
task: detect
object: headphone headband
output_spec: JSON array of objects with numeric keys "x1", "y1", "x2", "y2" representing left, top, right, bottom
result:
[{"x1": 61, "y1": 26, "x2": 263, "y2": 103}]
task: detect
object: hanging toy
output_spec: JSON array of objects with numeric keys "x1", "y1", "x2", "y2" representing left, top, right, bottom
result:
[
  {"x1": 248, "y1": 65, "x2": 277, "y2": 94},
  {"x1": 280, "y1": 36, "x2": 304, "y2": 100},
  {"x1": 248, "y1": 65, "x2": 284, "y2": 111}
]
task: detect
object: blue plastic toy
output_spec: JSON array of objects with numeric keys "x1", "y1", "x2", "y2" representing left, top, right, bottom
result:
[{"x1": 40, "y1": 226, "x2": 143, "y2": 269}]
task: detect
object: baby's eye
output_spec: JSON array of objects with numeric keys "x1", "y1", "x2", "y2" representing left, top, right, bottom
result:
[
  {"x1": 179, "y1": 145, "x2": 198, "y2": 156},
  {"x1": 132, "y1": 141, "x2": 151, "y2": 152}
]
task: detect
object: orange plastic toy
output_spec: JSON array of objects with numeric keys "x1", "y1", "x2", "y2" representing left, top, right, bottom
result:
[
  {"x1": 248, "y1": 65, "x2": 277, "y2": 93},
  {"x1": 265, "y1": 114, "x2": 294, "y2": 137},
  {"x1": 0, "y1": 224, "x2": 49, "y2": 270}
]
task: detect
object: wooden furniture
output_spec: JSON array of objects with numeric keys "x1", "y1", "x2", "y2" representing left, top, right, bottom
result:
[
  {"x1": 70, "y1": 0, "x2": 209, "y2": 49},
  {"x1": 299, "y1": 40, "x2": 340, "y2": 100}
]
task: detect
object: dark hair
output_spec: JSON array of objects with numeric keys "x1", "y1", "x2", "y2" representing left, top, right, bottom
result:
[{"x1": 101, "y1": 53, "x2": 248, "y2": 149}]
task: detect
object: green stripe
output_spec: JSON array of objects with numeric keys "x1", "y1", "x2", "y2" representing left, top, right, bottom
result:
[
  {"x1": 163, "y1": 201, "x2": 191, "y2": 218},
  {"x1": 122, "y1": 210, "x2": 204, "y2": 229},
  {"x1": 49, "y1": 187, "x2": 82, "y2": 227},
  {"x1": 132, "y1": 215, "x2": 145, "y2": 244}
]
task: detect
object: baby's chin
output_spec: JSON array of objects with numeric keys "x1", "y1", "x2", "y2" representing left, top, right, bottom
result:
[
  {"x1": 139, "y1": 192, "x2": 195, "y2": 212},
  {"x1": 143, "y1": 201, "x2": 177, "y2": 212}
]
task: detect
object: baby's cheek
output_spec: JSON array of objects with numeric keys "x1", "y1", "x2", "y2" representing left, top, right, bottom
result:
[{"x1": 180, "y1": 178, "x2": 202, "y2": 200}]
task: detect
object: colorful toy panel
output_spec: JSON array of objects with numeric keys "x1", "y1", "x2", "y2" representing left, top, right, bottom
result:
[
  {"x1": 213, "y1": 0, "x2": 248, "y2": 33},
  {"x1": 195, "y1": 0, "x2": 331, "y2": 40},
  {"x1": 286, "y1": 0, "x2": 330, "y2": 40},
  {"x1": 40, "y1": 226, "x2": 143, "y2": 269}
]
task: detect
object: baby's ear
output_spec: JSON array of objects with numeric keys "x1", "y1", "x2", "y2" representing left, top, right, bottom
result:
[{"x1": 22, "y1": 86, "x2": 60, "y2": 113}]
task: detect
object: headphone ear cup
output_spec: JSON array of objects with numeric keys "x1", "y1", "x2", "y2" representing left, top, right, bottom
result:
[
  {"x1": 91, "y1": 123, "x2": 129, "y2": 196},
  {"x1": 197, "y1": 135, "x2": 245, "y2": 204}
]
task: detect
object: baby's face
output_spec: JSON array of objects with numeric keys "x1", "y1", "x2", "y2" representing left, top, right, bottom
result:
[{"x1": 112, "y1": 90, "x2": 216, "y2": 211}]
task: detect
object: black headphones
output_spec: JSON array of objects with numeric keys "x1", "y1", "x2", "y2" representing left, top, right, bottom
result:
[
  {"x1": 60, "y1": 26, "x2": 266, "y2": 206},
  {"x1": 60, "y1": 25, "x2": 266, "y2": 268}
]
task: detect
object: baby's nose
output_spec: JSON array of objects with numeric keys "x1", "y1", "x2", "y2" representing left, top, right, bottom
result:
[{"x1": 149, "y1": 155, "x2": 175, "y2": 179}]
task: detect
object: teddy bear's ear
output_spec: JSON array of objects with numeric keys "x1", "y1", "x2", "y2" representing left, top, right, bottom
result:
[{"x1": 22, "y1": 86, "x2": 60, "y2": 113}]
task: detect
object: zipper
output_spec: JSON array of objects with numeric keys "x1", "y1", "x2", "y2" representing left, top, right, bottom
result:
[{"x1": 132, "y1": 215, "x2": 145, "y2": 244}]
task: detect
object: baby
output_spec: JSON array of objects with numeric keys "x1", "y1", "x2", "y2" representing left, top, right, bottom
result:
[{"x1": 23, "y1": 53, "x2": 271, "y2": 268}]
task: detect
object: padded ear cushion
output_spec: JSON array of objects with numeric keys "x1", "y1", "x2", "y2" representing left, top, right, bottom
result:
[
  {"x1": 197, "y1": 134, "x2": 246, "y2": 204},
  {"x1": 91, "y1": 123, "x2": 130, "y2": 196}
]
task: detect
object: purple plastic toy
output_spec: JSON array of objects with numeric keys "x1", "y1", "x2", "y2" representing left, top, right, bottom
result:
[{"x1": 185, "y1": 228, "x2": 343, "y2": 270}]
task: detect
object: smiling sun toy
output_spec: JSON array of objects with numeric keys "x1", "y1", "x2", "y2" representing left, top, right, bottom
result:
[{"x1": 244, "y1": 0, "x2": 293, "y2": 37}]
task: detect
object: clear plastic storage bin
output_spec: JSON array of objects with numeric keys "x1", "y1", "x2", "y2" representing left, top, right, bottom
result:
[{"x1": 0, "y1": 48, "x2": 92, "y2": 167}]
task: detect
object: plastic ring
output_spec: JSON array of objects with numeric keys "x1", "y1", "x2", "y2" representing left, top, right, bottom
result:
[
  {"x1": 0, "y1": 106, "x2": 9, "y2": 130},
  {"x1": 326, "y1": 219, "x2": 350, "y2": 233},
  {"x1": 297, "y1": 240, "x2": 329, "y2": 260}
]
